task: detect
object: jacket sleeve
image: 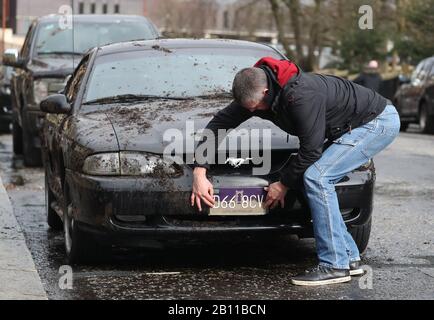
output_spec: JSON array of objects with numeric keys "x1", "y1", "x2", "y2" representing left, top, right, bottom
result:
[
  {"x1": 280, "y1": 93, "x2": 327, "y2": 189},
  {"x1": 194, "y1": 100, "x2": 252, "y2": 169}
]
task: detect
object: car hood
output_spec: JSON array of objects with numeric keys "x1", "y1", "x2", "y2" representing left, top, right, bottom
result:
[
  {"x1": 29, "y1": 55, "x2": 80, "y2": 77},
  {"x1": 82, "y1": 98, "x2": 299, "y2": 154}
]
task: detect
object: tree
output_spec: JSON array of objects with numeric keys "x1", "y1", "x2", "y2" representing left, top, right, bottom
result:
[
  {"x1": 394, "y1": 0, "x2": 434, "y2": 64},
  {"x1": 153, "y1": 0, "x2": 218, "y2": 37},
  {"x1": 269, "y1": 0, "x2": 294, "y2": 58},
  {"x1": 268, "y1": 0, "x2": 326, "y2": 71},
  {"x1": 330, "y1": 0, "x2": 390, "y2": 72}
]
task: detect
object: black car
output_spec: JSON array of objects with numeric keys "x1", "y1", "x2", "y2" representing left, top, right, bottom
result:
[
  {"x1": 2, "y1": 14, "x2": 159, "y2": 166},
  {"x1": 394, "y1": 56, "x2": 434, "y2": 133},
  {"x1": 0, "y1": 62, "x2": 14, "y2": 133},
  {"x1": 40, "y1": 39, "x2": 375, "y2": 264}
]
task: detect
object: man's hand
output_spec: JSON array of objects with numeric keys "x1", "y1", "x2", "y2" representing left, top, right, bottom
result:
[
  {"x1": 264, "y1": 182, "x2": 288, "y2": 209},
  {"x1": 191, "y1": 167, "x2": 215, "y2": 212}
]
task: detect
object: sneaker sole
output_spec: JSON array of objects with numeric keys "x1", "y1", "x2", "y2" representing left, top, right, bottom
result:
[
  {"x1": 291, "y1": 276, "x2": 351, "y2": 286},
  {"x1": 350, "y1": 269, "x2": 365, "y2": 276}
]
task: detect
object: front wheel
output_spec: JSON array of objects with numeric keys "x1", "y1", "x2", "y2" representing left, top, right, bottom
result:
[
  {"x1": 12, "y1": 119, "x2": 23, "y2": 155},
  {"x1": 348, "y1": 218, "x2": 372, "y2": 255},
  {"x1": 63, "y1": 186, "x2": 110, "y2": 264},
  {"x1": 45, "y1": 170, "x2": 63, "y2": 230},
  {"x1": 22, "y1": 125, "x2": 42, "y2": 167},
  {"x1": 400, "y1": 122, "x2": 409, "y2": 132},
  {"x1": 64, "y1": 205, "x2": 108, "y2": 264},
  {"x1": 419, "y1": 103, "x2": 434, "y2": 134}
]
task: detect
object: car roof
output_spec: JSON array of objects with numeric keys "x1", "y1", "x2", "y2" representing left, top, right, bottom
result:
[
  {"x1": 95, "y1": 38, "x2": 282, "y2": 57},
  {"x1": 37, "y1": 14, "x2": 152, "y2": 23},
  {"x1": 423, "y1": 57, "x2": 434, "y2": 64}
]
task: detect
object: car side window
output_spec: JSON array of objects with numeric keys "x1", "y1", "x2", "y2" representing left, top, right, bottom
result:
[
  {"x1": 411, "y1": 61, "x2": 425, "y2": 84},
  {"x1": 65, "y1": 56, "x2": 90, "y2": 102},
  {"x1": 418, "y1": 62, "x2": 433, "y2": 82},
  {"x1": 429, "y1": 63, "x2": 434, "y2": 81}
]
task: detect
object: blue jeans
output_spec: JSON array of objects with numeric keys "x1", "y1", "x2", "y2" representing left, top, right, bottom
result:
[{"x1": 303, "y1": 105, "x2": 401, "y2": 269}]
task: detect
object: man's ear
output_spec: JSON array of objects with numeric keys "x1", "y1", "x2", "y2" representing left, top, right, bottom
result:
[{"x1": 263, "y1": 88, "x2": 269, "y2": 95}]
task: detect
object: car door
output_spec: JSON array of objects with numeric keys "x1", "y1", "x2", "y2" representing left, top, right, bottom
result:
[
  {"x1": 45, "y1": 55, "x2": 91, "y2": 198},
  {"x1": 424, "y1": 62, "x2": 434, "y2": 113},
  {"x1": 416, "y1": 61, "x2": 433, "y2": 110},
  {"x1": 407, "y1": 60, "x2": 429, "y2": 116},
  {"x1": 13, "y1": 22, "x2": 36, "y2": 125}
]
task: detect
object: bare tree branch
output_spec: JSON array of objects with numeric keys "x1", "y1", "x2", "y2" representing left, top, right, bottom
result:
[
  {"x1": 282, "y1": 0, "x2": 303, "y2": 62},
  {"x1": 269, "y1": 0, "x2": 295, "y2": 59}
]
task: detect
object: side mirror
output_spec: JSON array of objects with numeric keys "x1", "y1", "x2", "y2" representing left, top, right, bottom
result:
[
  {"x1": 40, "y1": 94, "x2": 71, "y2": 114},
  {"x1": 59, "y1": 74, "x2": 72, "y2": 94},
  {"x1": 2, "y1": 49, "x2": 25, "y2": 69}
]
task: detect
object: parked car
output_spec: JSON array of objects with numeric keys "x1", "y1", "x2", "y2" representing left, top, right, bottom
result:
[
  {"x1": 0, "y1": 61, "x2": 14, "y2": 133},
  {"x1": 2, "y1": 14, "x2": 159, "y2": 166},
  {"x1": 394, "y1": 57, "x2": 434, "y2": 133},
  {"x1": 40, "y1": 39, "x2": 376, "y2": 264}
]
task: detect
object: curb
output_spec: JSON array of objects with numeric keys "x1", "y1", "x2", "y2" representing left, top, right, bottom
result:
[{"x1": 0, "y1": 174, "x2": 47, "y2": 300}]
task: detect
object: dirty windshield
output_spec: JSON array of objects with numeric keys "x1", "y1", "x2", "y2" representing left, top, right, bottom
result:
[
  {"x1": 35, "y1": 20, "x2": 157, "y2": 55},
  {"x1": 83, "y1": 47, "x2": 282, "y2": 104}
]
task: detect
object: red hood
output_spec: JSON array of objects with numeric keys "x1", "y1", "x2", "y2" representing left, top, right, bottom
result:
[{"x1": 254, "y1": 57, "x2": 299, "y2": 87}]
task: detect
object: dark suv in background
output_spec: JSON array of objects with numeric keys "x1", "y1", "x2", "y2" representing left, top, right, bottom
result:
[
  {"x1": 2, "y1": 14, "x2": 159, "y2": 166},
  {"x1": 0, "y1": 59, "x2": 14, "y2": 133},
  {"x1": 394, "y1": 57, "x2": 434, "y2": 133}
]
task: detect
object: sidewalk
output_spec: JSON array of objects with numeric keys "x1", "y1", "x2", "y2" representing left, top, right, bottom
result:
[{"x1": 0, "y1": 175, "x2": 47, "y2": 300}]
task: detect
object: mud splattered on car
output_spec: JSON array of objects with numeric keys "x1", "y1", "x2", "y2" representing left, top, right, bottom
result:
[
  {"x1": 151, "y1": 45, "x2": 173, "y2": 54},
  {"x1": 39, "y1": 39, "x2": 379, "y2": 266}
]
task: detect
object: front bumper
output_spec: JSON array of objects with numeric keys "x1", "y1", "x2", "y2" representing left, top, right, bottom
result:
[{"x1": 65, "y1": 167, "x2": 375, "y2": 246}]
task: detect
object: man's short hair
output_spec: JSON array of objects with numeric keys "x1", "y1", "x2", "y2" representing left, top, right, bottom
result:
[{"x1": 232, "y1": 67, "x2": 268, "y2": 106}]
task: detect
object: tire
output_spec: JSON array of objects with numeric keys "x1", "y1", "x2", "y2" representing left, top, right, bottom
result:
[
  {"x1": 348, "y1": 218, "x2": 372, "y2": 255},
  {"x1": 400, "y1": 122, "x2": 409, "y2": 132},
  {"x1": 12, "y1": 119, "x2": 23, "y2": 155},
  {"x1": 0, "y1": 122, "x2": 10, "y2": 133},
  {"x1": 63, "y1": 184, "x2": 109, "y2": 264},
  {"x1": 22, "y1": 125, "x2": 42, "y2": 167},
  {"x1": 419, "y1": 103, "x2": 434, "y2": 134},
  {"x1": 45, "y1": 170, "x2": 63, "y2": 230}
]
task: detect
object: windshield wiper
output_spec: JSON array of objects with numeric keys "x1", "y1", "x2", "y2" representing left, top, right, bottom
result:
[
  {"x1": 37, "y1": 51, "x2": 83, "y2": 56},
  {"x1": 83, "y1": 94, "x2": 191, "y2": 105}
]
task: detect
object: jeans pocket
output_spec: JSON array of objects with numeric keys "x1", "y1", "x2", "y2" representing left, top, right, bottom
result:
[{"x1": 333, "y1": 137, "x2": 358, "y2": 147}]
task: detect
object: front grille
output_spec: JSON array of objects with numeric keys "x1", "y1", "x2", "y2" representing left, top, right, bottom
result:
[{"x1": 207, "y1": 150, "x2": 297, "y2": 177}]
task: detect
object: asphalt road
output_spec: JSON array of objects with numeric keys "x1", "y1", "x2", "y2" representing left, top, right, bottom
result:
[{"x1": 0, "y1": 126, "x2": 433, "y2": 300}]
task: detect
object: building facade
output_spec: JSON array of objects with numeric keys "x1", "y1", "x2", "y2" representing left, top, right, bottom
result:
[{"x1": 15, "y1": 0, "x2": 152, "y2": 35}]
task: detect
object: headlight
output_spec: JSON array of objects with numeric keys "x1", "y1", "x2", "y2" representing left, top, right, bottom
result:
[
  {"x1": 120, "y1": 152, "x2": 180, "y2": 176},
  {"x1": 82, "y1": 152, "x2": 182, "y2": 176},
  {"x1": 82, "y1": 153, "x2": 121, "y2": 176}
]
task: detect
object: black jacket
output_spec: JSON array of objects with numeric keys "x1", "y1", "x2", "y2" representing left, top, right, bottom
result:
[
  {"x1": 353, "y1": 72, "x2": 383, "y2": 93},
  {"x1": 197, "y1": 68, "x2": 388, "y2": 189}
]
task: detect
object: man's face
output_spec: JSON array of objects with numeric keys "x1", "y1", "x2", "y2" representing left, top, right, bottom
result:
[{"x1": 242, "y1": 88, "x2": 270, "y2": 112}]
